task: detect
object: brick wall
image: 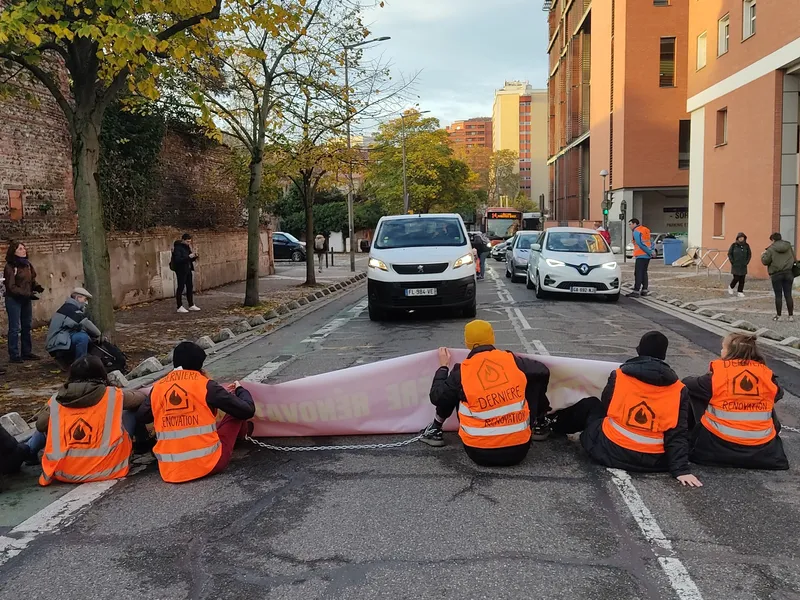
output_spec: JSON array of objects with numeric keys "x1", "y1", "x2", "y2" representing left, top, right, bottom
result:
[{"x1": 0, "y1": 229, "x2": 274, "y2": 328}]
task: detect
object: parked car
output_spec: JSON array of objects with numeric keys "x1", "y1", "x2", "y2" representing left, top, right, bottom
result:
[
  {"x1": 506, "y1": 231, "x2": 542, "y2": 283},
  {"x1": 625, "y1": 232, "x2": 667, "y2": 259},
  {"x1": 491, "y1": 236, "x2": 515, "y2": 261},
  {"x1": 367, "y1": 213, "x2": 477, "y2": 321},
  {"x1": 273, "y1": 232, "x2": 306, "y2": 262},
  {"x1": 527, "y1": 227, "x2": 621, "y2": 301}
]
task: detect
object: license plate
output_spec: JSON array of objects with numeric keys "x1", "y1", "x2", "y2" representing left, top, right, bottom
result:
[
  {"x1": 570, "y1": 286, "x2": 596, "y2": 294},
  {"x1": 405, "y1": 288, "x2": 437, "y2": 297}
]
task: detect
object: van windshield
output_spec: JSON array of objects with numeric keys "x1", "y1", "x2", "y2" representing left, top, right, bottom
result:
[{"x1": 374, "y1": 217, "x2": 467, "y2": 249}]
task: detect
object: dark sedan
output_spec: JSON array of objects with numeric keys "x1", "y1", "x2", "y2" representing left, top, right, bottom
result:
[{"x1": 273, "y1": 232, "x2": 307, "y2": 262}]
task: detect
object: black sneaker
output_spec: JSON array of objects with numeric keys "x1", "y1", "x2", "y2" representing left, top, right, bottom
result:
[
  {"x1": 22, "y1": 353, "x2": 41, "y2": 361},
  {"x1": 627, "y1": 291, "x2": 641, "y2": 298},
  {"x1": 419, "y1": 421, "x2": 445, "y2": 447},
  {"x1": 531, "y1": 416, "x2": 552, "y2": 441},
  {"x1": 9, "y1": 357, "x2": 23, "y2": 364},
  {"x1": 640, "y1": 290, "x2": 650, "y2": 297}
]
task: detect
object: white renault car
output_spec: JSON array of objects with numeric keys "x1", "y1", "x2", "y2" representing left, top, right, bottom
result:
[
  {"x1": 367, "y1": 213, "x2": 477, "y2": 321},
  {"x1": 526, "y1": 227, "x2": 622, "y2": 301}
]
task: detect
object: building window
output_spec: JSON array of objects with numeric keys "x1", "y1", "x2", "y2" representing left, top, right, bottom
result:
[
  {"x1": 713, "y1": 203, "x2": 725, "y2": 237},
  {"x1": 716, "y1": 108, "x2": 728, "y2": 145},
  {"x1": 654, "y1": 0, "x2": 669, "y2": 5},
  {"x1": 659, "y1": 37, "x2": 676, "y2": 87},
  {"x1": 718, "y1": 14, "x2": 730, "y2": 55},
  {"x1": 8, "y1": 189, "x2": 23, "y2": 221},
  {"x1": 679, "y1": 120, "x2": 691, "y2": 169},
  {"x1": 743, "y1": 0, "x2": 756, "y2": 39},
  {"x1": 697, "y1": 32, "x2": 707, "y2": 70}
]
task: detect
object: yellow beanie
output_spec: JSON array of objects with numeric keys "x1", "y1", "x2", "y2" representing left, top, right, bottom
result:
[{"x1": 464, "y1": 319, "x2": 495, "y2": 350}]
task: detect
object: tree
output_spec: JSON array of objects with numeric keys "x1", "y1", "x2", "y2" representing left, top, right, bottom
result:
[
  {"x1": 453, "y1": 145, "x2": 491, "y2": 193},
  {"x1": 0, "y1": 0, "x2": 262, "y2": 333},
  {"x1": 366, "y1": 111, "x2": 472, "y2": 214},
  {"x1": 511, "y1": 193, "x2": 538, "y2": 213},
  {"x1": 489, "y1": 149, "x2": 521, "y2": 206}
]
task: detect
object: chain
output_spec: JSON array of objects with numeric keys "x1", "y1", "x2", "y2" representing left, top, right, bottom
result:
[
  {"x1": 783, "y1": 426, "x2": 800, "y2": 435},
  {"x1": 244, "y1": 433, "x2": 424, "y2": 452}
]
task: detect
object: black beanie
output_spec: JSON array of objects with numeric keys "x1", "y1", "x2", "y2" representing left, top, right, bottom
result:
[
  {"x1": 173, "y1": 341, "x2": 206, "y2": 371},
  {"x1": 636, "y1": 331, "x2": 669, "y2": 361}
]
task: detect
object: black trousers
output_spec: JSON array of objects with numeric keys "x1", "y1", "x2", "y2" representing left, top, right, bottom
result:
[
  {"x1": 729, "y1": 275, "x2": 746, "y2": 293},
  {"x1": 464, "y1": 442, "x2": 530, "y2": 467},
  {"x1": 176, "y1": 270, "x2": 194, "y2": 308},
  {"x1": 0, "y1": 425, "x2": 26, "y2": 475},
  {"x1": 771, "y1": 271, "x2": 794, "y2": 316},
  {"x1": 551, "y1": 397, "x2": 605, "y2": 434},
  {"x1": 633, "y1": 258, "x2": 650, "y2": 292}
]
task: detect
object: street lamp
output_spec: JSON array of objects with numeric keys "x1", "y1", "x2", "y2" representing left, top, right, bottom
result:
[
  {"x1": 344, "y1": 36, "x2": 391, "y2": 272},
  {"x1": 599, "y1": 169, "x2": 609, "y2": 228},
  {"x1": 400, "y1": 109, "x2": 431, "y2": 214}
]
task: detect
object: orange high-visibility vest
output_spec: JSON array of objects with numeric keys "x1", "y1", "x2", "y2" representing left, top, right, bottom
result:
[
  {"x1": 701, "y1": 359, "x2": 778, "y2": 446},
  {"x1": 39, "y1": 387, "x2": 132, "y2": 486},
  {"x1": 602, "y1": 370, "x2": 684, "y2": 454},
  {"x1": 150, "y1": 369, "x2": 222, "y2": 483},
  {"x1": 633, "y1": 226, "x2": 652, "y2": 258},
  {"x1": 458, "y1": 350, "x2": 531, "y2": 449}
]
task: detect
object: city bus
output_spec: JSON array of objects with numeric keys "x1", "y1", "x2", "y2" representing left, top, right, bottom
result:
[{"x1": 483, "y1": 207, "x2": 523, "y2": 245}]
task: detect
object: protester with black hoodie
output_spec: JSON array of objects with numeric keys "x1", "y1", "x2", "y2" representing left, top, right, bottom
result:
[
  {"x1": 761, "y1": 232, "x2": 797, "y2": 322},
  {"x1": 551, "y1": 331, "x2": 703, "y2": 487},
  {"x1": 171, "y1": 233, "x2": 199, "y2": 314},
  {"x1": 727, "y1": 232, "x2": 751, "y2": 296}
]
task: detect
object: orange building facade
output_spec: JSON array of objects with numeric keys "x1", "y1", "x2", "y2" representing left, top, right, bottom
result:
[
  {"x1": 547, "y1": 0, "x2": 690, "y2": 244},
  {"x1": 687, "y1": 0, "x2": 800, "y2": 276},
  {"x1": 446, "y1": 118, "x2": 493, "y2": 150}
]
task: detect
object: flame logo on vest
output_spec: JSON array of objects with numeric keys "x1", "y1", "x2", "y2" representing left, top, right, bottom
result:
[
  {"x1": 68, "y1": 418, "x2": 94, "y2": 446},
  {"x1": 165, "y1": 384, "x2": 190, "y2": 412},
  {"x1": 732, "y1": 370, "x2": 760, "y2": 396},
  {"x1": 626, "y1": 401, "x2": 656, "y2": 431},
  {"x1": 476, "y1": 358, "x2": 510, "y2": 391}
]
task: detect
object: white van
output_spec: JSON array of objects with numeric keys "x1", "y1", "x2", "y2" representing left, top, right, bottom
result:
[{"x1": 367, "y1": 213, "x2": 477, "y2": 321}]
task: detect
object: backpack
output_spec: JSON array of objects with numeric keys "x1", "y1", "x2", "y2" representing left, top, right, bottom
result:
[{"x1": 314, "y1": 236, "x2": 325, "y2": 251}]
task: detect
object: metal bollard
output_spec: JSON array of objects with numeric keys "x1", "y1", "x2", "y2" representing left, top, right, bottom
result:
[
  {"x1": 325, "y1": 251, "x2": 329, "y2": 268},
  {"x1": 330, "y1": 248, "x2": 334, "y2": 267}
]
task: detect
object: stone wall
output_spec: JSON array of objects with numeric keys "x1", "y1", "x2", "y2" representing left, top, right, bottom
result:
[{"x1": 0, "y1": 229, "x2": 274, "y2": 328}]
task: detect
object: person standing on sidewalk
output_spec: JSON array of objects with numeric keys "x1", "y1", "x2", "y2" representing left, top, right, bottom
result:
[
  {"x1": 4, "y1": 241, "x2": 44, "y2": 364},
  {"x1": 314, "y1": 234, "x2": 326, "y2": 273},
  {"x1": 172, "y1": 233, "x2": 200, "y2": 314},
  {"x1": 761, "y1": 232, "x2": 796, "y2": 322},
  {"x1": 727, "y1": 233, "x2": 752, "y2": 297},
  {"x1": 628, "y1": 218, "x2": 653, "y2": 298}
]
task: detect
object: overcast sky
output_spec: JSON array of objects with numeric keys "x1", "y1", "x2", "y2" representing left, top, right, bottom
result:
[{"x1": 360, "y1": 0, "x2": 549, "y2": 128}]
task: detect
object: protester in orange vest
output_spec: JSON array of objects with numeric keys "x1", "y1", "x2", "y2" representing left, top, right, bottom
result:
[
  {"x1": 420, "y1": 320, "x2": 551, "y2": 467},
  {"x1": 550, "y1": 331, "x2": 702, "y2": 487},
  {"x1": 37, "y1": 356, "x2": 148, "y2": 486},
  {"x1": 683, "y1": 333, "x2": 788, "y2": 470},
  {"x1": 628, "y1": 218, "x2": 653, "y2": 298},
  {"x1": 137, "y1": 341, "x2": 255, "y2": 483}
]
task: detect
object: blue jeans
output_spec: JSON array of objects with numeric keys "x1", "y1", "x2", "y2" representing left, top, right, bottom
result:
[
  {"x1": 479, "y1": 252, "x2": 490, "y2": 279},
  {"x1": 27, "y1": 409, "x2": 138, "y2": 453},
  {"x1": 71, "y1": 331, "x2": 91, "y2": 359},
  {"x1": 5, "y1": 295, "x2": 32, "y2": 359}
]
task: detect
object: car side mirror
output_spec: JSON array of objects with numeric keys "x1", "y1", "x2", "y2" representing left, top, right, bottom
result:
[
  {"x1": 611, "y1": 246, "x2": 621, "y2": 254},
  {"x1": 531, "y1": 243, "x2": 541, "y2": 252}
]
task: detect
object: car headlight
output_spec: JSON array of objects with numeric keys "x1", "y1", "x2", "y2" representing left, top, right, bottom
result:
[
  {"x1": 368, "y1": 258, "x2": 388, "y2": 271},
  {"x1": 545, "y1": 258, "x2": 565, "y2": 268},
  {"x1": 602, "y1": 262, "x2": 618, "y2": 270},
  {"x1": 453, "y1": 253, "x2": 474, "y2": 269}
]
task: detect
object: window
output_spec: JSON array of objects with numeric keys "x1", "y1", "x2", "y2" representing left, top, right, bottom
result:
[
  {"x1": 8, "y1": 189, "x2": 23, "y2": 221},
  {"x1": 716, "y1": 108, "x2": 728, "y2": 145},
  {"x1": 718, "y1": 14, "x2": 730, "y2": 55},
  {"x1": 713, "y1": 203, "x2": 725, "y2": 237},
  {"x1": 679, "y1": 120, "x2": 691, "y2": 169},
  {"x1": 743, "y1": 0, "x2": 756, "y2": 39},
  {"x1": 654, "y1": 0, "x2": 669, "y2": 5},
  {"x1": 697, "y1": 32, "x2": 707, "y2": 70},
  {"x1": 659, "y1": 37, "x2": 676, "y2": 87}
]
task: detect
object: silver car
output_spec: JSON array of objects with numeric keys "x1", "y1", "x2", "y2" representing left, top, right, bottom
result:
[
  {"x1": 506, "y1": 231, "x2": 542, "y2": 283},
  {"x1": 626, "y1": 232, "x2": 667, "y2": 258}
]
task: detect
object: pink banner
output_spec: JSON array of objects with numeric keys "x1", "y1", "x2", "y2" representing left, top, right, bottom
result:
[{"x1": 245, "y1": 350, "x2": 618, "y2": 438}]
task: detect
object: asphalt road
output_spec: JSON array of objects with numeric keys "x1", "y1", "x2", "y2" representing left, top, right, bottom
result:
[{"x1": 1, "y1": 260, "x2": 799, "y2": 600}]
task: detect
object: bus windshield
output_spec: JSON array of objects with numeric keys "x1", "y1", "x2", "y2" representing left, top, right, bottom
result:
[{"x1": 486, "y1": 218, "x2": 519, "y2": 240}]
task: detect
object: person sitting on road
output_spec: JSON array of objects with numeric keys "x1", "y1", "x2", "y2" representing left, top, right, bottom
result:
[
  {"x1": 550, "y1": 331, "x2": 703, "y2": 487},
  {"x1": 0, "y1": 423, "x2": 38, "y2": 477},
  {"x1": 420, "y1": 320, "x2": 552, "y2": 467},
  {"x1": 45, "y1": 287, "x2": 101, "y2": 365},
  {"x1": 36, "y1": 356, "x2": 149, "y2": 486},
  {"x1": 138, "y1": 341, "x2": 255, "y2": 484},
  {"x1": 683, "y1": 334, "x2": 788, "y2": 470}
]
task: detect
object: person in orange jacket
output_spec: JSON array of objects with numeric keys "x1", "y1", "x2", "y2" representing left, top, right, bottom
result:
[{"x1": 550, "y1": 331, "x2": 703, "y2": 487}]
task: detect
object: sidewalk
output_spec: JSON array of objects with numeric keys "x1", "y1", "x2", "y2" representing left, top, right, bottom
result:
[
  {"x1": 0, "y1": 257, "x2": 367, "y2": 419},
  {"x1": 620, "y1": 259, "x2": 800, "y2": 336}
]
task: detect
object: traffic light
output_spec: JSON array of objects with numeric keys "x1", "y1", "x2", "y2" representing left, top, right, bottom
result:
[{"x1": 602, "y1": 208, "x2": 609, "y2": 215}]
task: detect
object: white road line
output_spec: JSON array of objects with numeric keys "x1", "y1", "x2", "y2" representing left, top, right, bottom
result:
[
  {"x1": 783, "y1": 359, "x2": 800, "y2": 370},
  {"x1": 608, "y1": 469, "x2": 704, "y2": 600},
  {"x1": 243, "y1": 358, "x2": 292, "y2": 383},
  {"x1": 505, "y1": 307, "x2": 536, "y2": 355},
  {"x1": 513, "y1": 308, "x2": 531, "y2": 330},
  {"x1": 301, "y1": 298, "x2": 367, "y2": 343},
  {"x1": 531, "y1": 340, "x2": 550, "y2": 355}
]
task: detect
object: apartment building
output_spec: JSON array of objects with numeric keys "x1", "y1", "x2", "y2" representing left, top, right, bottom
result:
[
  {"x1": 687, "y1": 0, "x2": 800, "y2": 275},
  {"x1": 492, "y1": 81, "x2": 548, "y2": 201},
  {"x1": 446, "y1": 117, "x2": 493, "y2": 150},
  {"x1": 547, "y1": 0, "x2": 690, "y2": 239}
]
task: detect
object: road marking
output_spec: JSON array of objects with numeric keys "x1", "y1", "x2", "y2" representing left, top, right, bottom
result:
[
  {"x1": 489, "y1": 266, "x2": 515, "y2": 304},
  {"x1": 608, "y1": 469, "x2": 704, "y2": 600},
  {"x1": 243, "y1": 356, "x2": 293, "y2": 383},
  {"x1": 783, "y1": 359, "x2": 800, "y2": 370},
  {"x1": 532, "y1": 340, "x2": 550, "y2": 355},
  {"x1": 513, "y1": 308, "x2": 531, "y2": 330},
  {"x1": 505, "y1": 307, "x2": 536, "y2": 355},
  {"x1": 301, "y1": 298, "x2": 367, "y2": 343}
]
